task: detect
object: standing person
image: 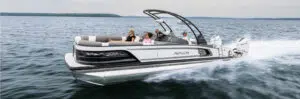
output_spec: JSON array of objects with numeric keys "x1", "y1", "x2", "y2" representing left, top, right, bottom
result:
[
  {"x1": 182, "y1": 32, "x2": 192, "y2": 44},
  {"x1": 182, "y1": 32, "x2": 189, "y2": 40},
  {"x1": 126, "y1": 30, "x2": 136, "y2": 42}
]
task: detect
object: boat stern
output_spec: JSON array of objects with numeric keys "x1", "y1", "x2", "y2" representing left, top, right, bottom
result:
[
  {"x1": 64, "y1": 53, "x2": 106, "y2": 85},
  {"x1": 64, "y1": 53, "x2": 150, "y2": 85}
]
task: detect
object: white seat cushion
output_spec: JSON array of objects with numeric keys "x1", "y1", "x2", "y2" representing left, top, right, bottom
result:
[
  {"x1": 134, "y1": 36, "x2": 140, "y2": 42},
  {"x1": 88, "y1": 36, "x2": 96, "y2": 42}
]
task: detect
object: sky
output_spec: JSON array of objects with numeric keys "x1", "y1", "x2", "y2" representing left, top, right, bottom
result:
[{"x1": 1, "y1": 0, "x2": 300, "y2": 18}]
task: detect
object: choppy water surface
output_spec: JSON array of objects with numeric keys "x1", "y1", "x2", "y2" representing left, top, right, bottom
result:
[{"x1": 1, "y1": 16, "x2": 300, "y2": 99}]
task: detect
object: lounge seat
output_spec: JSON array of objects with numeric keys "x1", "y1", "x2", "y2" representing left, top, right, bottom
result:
[
  {"x1": 75, "y1": 36, "x2": 143, "y2": 47},
  {"x1": 76, "y1": 36, "x2": 122, "y2": 42}
]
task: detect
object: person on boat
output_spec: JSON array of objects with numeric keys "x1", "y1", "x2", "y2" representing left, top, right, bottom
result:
[
  {"x1": 143, "y1": 32, "x2": 154, "y2": 45},
  {"x1": 182, "y1": 32, "x2": 193, "y2": 44},
  {"x1": 125, "y1": 30, "x2": 136, "y2": 42},
  {"x1": 182, "y1": 32, "x2": 189, "y2": 41},
  {"x1": 154, "y1": 29, "x2": 166, "y2": 41}
]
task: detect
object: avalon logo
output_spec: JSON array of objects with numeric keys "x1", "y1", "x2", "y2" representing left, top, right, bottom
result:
[{"x1": 174, "y1": 51, "x2": 189, "y2": 55}]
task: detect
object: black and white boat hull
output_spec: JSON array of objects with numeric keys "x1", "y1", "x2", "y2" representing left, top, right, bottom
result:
[
  {"x1": 65, "y1": 44, "x2": 247, "y2": 85},
  {"x1": 64, "y1": 9, "x2": 249, "y2": 85},
  {"x1": 65, "y1": 54, "x2": 230, "y2": 85}
]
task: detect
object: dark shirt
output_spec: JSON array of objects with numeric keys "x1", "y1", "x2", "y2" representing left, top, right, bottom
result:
[
  {"x1": 126, "y1": 36, "x2": 136, "y2": 41},
  {"x1": 155, "y1": 31, "x2": 166, "y2": 41}
]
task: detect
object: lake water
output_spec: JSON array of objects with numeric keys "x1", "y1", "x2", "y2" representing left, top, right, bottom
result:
[{"x1": 1, "y1": 16, "x2": 300, "y2": 99}]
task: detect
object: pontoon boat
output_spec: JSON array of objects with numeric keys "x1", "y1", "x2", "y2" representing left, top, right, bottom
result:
[{"x1": 64, "y1": 9, "x2": 249, "y2": 85}]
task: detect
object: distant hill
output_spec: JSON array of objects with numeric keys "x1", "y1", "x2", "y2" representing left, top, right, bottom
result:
[
  {"x1": 186, "y1": 17, "x2": 300, "y2": 20},
  {"x1": 125, "y1": 16, "x2": 300, "y2": 20},
  {"x1": 2, "y1": 13, "x2": 298, "y2": 20},
  {"x1": 0, "y1": 12, "x2": 121, "y2": 17},
  {"x1": 248, "y1": 18, "x2": 300, "y2": 20}
]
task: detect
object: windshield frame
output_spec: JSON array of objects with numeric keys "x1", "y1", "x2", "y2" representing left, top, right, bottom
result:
[{"x1": 143, "y1": 9, "x2": 207, "y2": 45}]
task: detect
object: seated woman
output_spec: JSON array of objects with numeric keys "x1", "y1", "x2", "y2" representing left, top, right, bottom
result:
[
  {"x1": 125, "y1": 30, "x2": 136, "y2": 42},
  {"x1": 143, "y1": 32, "x2": 154, "y2": 45}
]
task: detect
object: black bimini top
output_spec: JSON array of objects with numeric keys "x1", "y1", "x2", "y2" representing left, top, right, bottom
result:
[{"x1": 143, "y1": 9, "x2": 207, "y2": 45}]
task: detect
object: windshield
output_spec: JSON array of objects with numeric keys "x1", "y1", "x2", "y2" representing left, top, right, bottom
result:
[
  {"x1": 160, "y1": 17, "x2": 197, "y2": 44},
  {"x1": 143, "y1": 9, "x2": 207, "y2": 45}
]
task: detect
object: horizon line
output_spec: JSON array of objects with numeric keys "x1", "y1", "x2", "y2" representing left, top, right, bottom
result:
[{"x1": 1, "y1": 12, "x2": 300, "y2": 19}]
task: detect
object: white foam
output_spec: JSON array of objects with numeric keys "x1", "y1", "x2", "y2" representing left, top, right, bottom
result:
[
  {"x1": 247, "y1": 40, "x2": 300, "y2": 59},
  {"x1": 144, "y1": 40, "x2": 300, "y2": 83}
]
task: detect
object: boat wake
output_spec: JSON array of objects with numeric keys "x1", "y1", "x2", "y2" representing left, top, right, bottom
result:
[{"x1": 144, "y1": 40, "x2": 300, "y2": 83}]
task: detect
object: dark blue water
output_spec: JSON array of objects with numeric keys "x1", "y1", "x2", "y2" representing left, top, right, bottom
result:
[{"x1": 1, "y1": 16, "x2": 300, "y2": 99}]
